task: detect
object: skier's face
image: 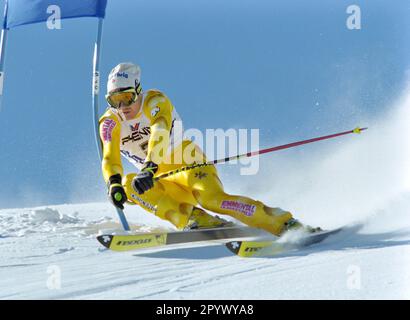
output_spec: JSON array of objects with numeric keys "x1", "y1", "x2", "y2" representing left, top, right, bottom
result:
[{"x1": 118, "y1": 94, "x2": 142, "y2": 120}]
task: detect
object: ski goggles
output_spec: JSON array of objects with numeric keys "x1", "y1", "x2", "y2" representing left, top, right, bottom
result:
[{"x1": 105, "y1": 88, "x2": 138, "y2": 109}]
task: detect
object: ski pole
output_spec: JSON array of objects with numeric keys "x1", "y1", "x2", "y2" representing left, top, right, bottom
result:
[{"x1": 154, "y1": 127, "x2": 367, "y2": 181}]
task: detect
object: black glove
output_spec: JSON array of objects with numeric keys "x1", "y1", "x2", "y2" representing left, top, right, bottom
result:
[
  {"x1": 107, "y1": 174, "x2": 127, "y2": 210},
  {"x1": 132, "y1": 161, "x2": 158, "y2": 194}
]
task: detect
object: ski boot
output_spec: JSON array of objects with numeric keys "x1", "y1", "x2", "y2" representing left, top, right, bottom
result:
[
  {"x1": 281, "y1": 218, "x2": 322, "y2": 235},
  {"x1": 184, "y1": 207, "x2": 234, "y2": 230}
]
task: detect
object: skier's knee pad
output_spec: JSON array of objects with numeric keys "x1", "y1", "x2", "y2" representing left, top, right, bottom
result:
[{"x1": 155, "y1": 196, "x2": 193, "y2": 229}]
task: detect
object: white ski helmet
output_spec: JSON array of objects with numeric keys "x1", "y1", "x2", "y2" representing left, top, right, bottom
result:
[{"x1": 107, "y1": 62, "x2": 142, "y2": 94}]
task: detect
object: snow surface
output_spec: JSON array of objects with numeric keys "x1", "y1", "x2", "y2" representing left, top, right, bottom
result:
[{"x1": 0, "y1": 196, "x2": 409, "y2": 300}]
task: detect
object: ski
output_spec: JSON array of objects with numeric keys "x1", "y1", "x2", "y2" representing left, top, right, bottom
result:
[
  {"x1": 225, "y1": 228, "x2": 343, "y2": 257},
  {"x1": 97, "y1": 225, "x2": 265, "y2": 252}
]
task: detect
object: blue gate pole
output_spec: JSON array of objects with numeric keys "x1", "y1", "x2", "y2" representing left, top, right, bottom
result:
[
  {"x1": 0, "y1": 0, "x2": 9, "y2": 110},
  {"x1": 92, "y1": 18, "x2": 130, "y2": 231}
]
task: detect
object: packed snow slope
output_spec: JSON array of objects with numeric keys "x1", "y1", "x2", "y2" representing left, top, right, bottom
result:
[
  {"x1": 1, "y1": 89, "x2": 409, "y2": 300},
  {"x1": 0, "y1": 197, "x2": 409, "y2": 300}
]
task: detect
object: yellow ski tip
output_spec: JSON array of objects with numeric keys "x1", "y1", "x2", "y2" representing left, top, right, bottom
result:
[
  {"x1": 226, "y1": 240, "x2": 283, "y2": 257},
  {"x1": 353, "y1": 127, "x2": 368, "y2": 134}
]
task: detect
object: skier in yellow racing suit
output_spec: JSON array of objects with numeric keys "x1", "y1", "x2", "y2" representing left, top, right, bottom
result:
[{"x1": 100, "y1": 63, "x2": 312, "y2": 235}]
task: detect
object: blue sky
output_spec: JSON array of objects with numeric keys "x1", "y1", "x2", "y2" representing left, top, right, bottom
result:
[{"x1": 0, "y1": 0, "x2": 409, "y2": 208}]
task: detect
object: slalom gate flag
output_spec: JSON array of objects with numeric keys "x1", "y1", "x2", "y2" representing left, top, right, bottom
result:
[{"x1": 4, "y1": 0, "x2": 108, "y2": 29}]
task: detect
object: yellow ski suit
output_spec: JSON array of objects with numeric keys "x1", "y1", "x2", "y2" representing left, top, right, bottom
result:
[{"x1": 99, "y1": 89, "x2": 293, "y2": 235}]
